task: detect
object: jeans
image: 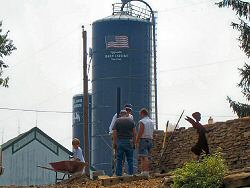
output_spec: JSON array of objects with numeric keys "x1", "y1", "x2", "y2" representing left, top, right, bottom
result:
[{"x1": 116, "y1": 138, "x2": 134, "y2": 176}]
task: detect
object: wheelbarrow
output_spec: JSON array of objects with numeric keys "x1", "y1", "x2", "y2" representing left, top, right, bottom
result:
[{"x1": 38, "y1": 160, "x2": 88, "y2": 183}]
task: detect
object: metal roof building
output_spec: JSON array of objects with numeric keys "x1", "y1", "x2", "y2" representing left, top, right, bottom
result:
[{"x1": 0, "y1": 127, "x2": 72, "y2": 186}]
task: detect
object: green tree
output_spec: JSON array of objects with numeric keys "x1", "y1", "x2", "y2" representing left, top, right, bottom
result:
[
  {"x1": 0, "y1": 21, "x2": 16, "y2": 87},
  {"x1": 217, "y1": 0, "x2": 250, "y2": 117}
]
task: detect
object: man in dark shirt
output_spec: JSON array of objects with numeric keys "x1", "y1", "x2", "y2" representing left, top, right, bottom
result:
[
  {"x1": 185, "y1": 112, "x2": 210, "y2": 159},
  {"x1": 113, "y1": 110, "x2": 136, "y2": 176}
]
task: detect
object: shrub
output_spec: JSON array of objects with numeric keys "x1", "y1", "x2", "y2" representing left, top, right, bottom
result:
[{"x1": 173, "y1": 151, "x2": 228, "y2": 188}]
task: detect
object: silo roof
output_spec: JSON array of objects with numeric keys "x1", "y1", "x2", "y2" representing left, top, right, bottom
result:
[{"x1": 93, "y1": 13, "x2": 150, "y2": 24}]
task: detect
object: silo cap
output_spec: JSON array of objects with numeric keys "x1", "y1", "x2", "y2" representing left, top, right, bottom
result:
[
  {"x1": 124, "y1": 104, "x2": 133, "y2": 110},
  {"x1": 121, "y1": 0, "x2": 130, "y2": 3}
]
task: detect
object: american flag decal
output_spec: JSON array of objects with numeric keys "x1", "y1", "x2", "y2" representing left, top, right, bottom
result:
[{"x1": 105, "y1": 35, "x2": 129, "y2": 49}]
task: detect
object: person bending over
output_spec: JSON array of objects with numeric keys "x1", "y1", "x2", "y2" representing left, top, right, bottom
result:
[
  {"x1": 72, "y1": 138, "x2": 85, "y2": 162},
  {"x1": 72, "y1": 138, "x2": 86, "y2": 173},
  {"x1": 185, "y1": 112, "x2": 210, "y2": 159}
]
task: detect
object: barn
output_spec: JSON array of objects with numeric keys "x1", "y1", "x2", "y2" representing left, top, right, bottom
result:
[{"x1": 0, "y1": 127, "x2": 72, "y2": 186}]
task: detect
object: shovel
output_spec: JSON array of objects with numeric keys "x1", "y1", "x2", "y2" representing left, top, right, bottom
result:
[{"x1": 156, "y1": 110, "x2": 185, "y2": 174}]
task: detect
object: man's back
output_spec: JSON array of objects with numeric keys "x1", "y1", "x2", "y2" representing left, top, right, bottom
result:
[
  {"x1": 113, "y1": 117, "x2": 135, "y2": 139},
  {"x1": 109, "y1": 113, "x2": 133, "y2": 134}
]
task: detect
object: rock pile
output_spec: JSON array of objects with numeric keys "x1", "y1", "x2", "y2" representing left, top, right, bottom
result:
[{"x1": 151, "y1": 117, "x2": 250, "y2": 172}]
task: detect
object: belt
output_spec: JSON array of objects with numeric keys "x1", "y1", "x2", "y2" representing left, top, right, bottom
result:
[{"x1": 118, "y1": 138, "x2": 132, "y2": 140}]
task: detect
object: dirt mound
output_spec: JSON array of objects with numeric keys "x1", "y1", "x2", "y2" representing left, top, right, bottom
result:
[{"x1": 44, "y1": 176, "x2": 162, "y2": 188}]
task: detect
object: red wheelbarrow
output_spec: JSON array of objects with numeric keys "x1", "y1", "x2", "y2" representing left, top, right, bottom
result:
[{"x1": 38, "y1": 160, "x2": 88, "y2": 183}]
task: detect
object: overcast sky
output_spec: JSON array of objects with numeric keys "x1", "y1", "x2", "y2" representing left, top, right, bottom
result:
[{"x1": 0, "y1": 0, "x2": 247, "y2": 149}]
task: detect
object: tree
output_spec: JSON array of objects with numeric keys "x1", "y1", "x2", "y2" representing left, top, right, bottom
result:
[
  {"x1": 217, "y1": 0, "x2": 250, "y2": 117},
  {"x1": 0, "y1": 21, "x2": 16, "y2": 87}
]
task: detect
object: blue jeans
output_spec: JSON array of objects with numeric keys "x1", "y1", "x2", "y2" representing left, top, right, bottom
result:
[{"x1": 116, "y1": 139, "x2": 134, "y2": 176}]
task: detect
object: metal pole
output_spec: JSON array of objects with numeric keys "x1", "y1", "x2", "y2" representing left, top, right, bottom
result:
[
  {"x1": 116, "y1": 87, "x2": 121, "y2": 118},
  {"x1": 82, "y1": 26, "x2": 89, "y2": 175},
  {"x1": 121, "y1": 0, "x2": 158, "y2": 129}
]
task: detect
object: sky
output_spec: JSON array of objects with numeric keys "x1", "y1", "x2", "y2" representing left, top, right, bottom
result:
[{"x1": 0, "y1": 0, "x2": 248, "y2": 149}]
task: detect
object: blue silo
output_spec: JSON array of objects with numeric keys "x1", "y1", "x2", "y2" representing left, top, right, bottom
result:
[
  {"x1": 72, "y1": 94, "x2": 92, "y2": 163},
  {"x1": 91, "y1": 13, "x2": 152, "y2": 175}
]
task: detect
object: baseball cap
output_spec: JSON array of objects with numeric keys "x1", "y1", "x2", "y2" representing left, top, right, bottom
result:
[{"x1": 124, "y1": 104, "x2": 133, "y2": 110}]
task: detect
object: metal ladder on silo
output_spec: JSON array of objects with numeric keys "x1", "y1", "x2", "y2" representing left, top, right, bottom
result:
[{"x1": 150, "y1": 11, "x2": 158, "y2": 127}]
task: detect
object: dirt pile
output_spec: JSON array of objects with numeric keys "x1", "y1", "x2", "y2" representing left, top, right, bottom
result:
[
  {"x1": 2, "y1": 168, "x2": 250, "y2": 187},
  {"x1": 45, "y1": 176, "x2": 162, "y2": 188}
]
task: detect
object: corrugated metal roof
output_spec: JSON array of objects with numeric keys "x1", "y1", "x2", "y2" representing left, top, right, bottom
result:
[{"x1": 1, "y1": 127, "x2": 72, "y2": 155}]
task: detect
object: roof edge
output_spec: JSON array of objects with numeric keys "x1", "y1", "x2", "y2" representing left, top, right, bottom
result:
[{"x1": 1, "y1": 127, "x2": 72, "y2": 155}]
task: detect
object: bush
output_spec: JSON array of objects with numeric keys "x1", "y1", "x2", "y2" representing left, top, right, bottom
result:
[{"x1": 173, "y1": 151, "x2": 228, "y2": 188}]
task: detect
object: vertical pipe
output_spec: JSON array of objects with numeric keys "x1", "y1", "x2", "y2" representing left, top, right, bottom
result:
[
  {"x1": 82, "y1": 26, "x2": 89, "y2": 175},
  {"x1": 116, "y1": 87, "x2": 121, "y2": 118}
]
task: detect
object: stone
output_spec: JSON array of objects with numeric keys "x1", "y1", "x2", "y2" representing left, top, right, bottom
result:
[
  {"x1": 160, "y1": 176, "x2": 174, "y2": 188},
  {"x1": 224, "y1": 172, "x2": 250, "y2": 188},
  {"x1": 244, "y1": 131, "x2": 250, "y2": 138},
  {"x1": 91, "y1": 170, "x2": 105, "y2": 180}
]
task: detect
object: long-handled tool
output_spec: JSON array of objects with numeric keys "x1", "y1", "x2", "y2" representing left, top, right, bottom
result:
[
  {"x1": 112, "y1": 87, "x2": 121, "y2": 175},
  {"x1": 112, "y1": 147, "x2": 117, "y2": 175},
  {"x1": 160, "y1": 121, "x2": 169, "y2": 158},
  {"x1": 157, "y1": 110, "x2": 185, "y2": 173}
]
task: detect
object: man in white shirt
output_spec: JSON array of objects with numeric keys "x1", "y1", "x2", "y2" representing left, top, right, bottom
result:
[
  {"x1": 136, "y1": 108, "x2": 154, "y2": 177},
  {"x1": 109, "y1": 104, "x2": 133, "y2": 134}
]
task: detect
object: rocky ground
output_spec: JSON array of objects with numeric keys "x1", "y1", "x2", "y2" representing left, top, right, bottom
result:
[
  {"x1": 49, "y1": 176, "x2": 163, "y2": 188},
  {"x1": 1, "y1": 176, "x2": 163, "y2": 188},
  {"x1": 2, "y1": 168, "x2": 250, "y2": 188}
]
